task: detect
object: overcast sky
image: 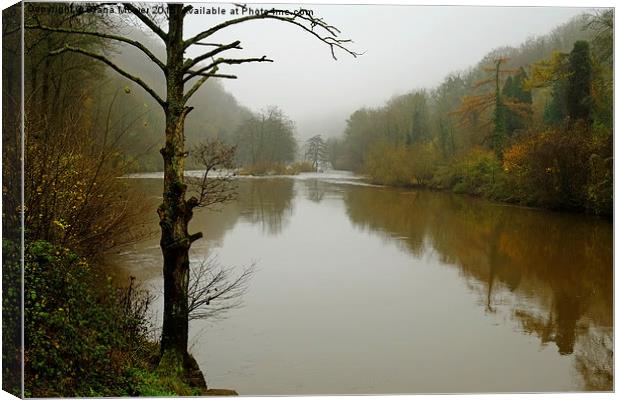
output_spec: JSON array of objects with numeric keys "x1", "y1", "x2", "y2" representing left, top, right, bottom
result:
[{"x1": 182, "y1": 4, "x2": 587, "y2": 138}]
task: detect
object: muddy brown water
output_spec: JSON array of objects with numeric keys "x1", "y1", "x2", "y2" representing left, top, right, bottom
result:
[{"x1": 109, "y1": 171, "x2": 613, "y2": 394}]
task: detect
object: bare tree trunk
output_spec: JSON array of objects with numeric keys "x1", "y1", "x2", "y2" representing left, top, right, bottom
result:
[
  {"x1": 158, "y1": 4, "x2": 195, "y2": 365},
  {"x1": 159, "y1": 109, "x2": 191, "y2": 360}
]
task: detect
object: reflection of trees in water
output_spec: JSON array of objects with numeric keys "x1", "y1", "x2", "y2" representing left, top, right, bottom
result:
[
  {"x1": 344, "y1": 188, "x2": 430, "y2": 257},
  {"x1": 513, "y1": 289, "x2": 585, "y2": 356},
  {"x1": 304, "y1": 179, "x2": 326, "y2": 203},
  {"x1": 575, "y1": 328, "x2": 613, "y2": 390},
  {"x1": 342, "y1": 185, "x2": 613, "y2": 390},
  {"x1": 237, "y1": 179, "x2": 295, "y2": 235},
  {"x1": 132, "y1": 178, "x2": 296, "y2": 239}
]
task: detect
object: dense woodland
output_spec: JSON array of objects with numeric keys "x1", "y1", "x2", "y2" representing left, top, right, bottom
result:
[
  {"x1": 1, "y1": 4, "x2": 613, "y2": 398},
  {"x1": 327, "y1": 12, "x2": 613, "y2": 216}
]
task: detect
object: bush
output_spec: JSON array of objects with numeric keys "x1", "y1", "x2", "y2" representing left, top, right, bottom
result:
[
  {"x1": 2, "y1": 240, "x2": 21, "y2": 396},
  {"x1": 24, "y1": 240, "x2": 170, "y2": 397},
  {"x1": 502, "y1": 122, "x2": 595, "y2": 211},
  {"x1": 363, "y1": 140, "x2": 442, "y2": 187},
  {"x1": 584, "y1": 126, "x2": 613, "y2": 216},
  {"x1": 291, "y1": 161, "x2": 317, "y2": 173},
  {"x1": 25, "y1": 101, "x2": 149, "y2": 259},
  {"x1": 363, "y1": 142, "x2": 415, "y2": 186},
  {"x1": 432, "y1": 147, "x2": 507, "y2": 198}
]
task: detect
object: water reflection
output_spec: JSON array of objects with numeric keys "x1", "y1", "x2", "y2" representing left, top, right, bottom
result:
[
  {"x1": 237, "y1": 179, "x2": 295, "y2": 235},
  {"x1": 115, "y1": 174, "x2": 613, "y2": 393},
  {"x1": 342, "y1": 186, "x2": 612, "y2": 389},
  {"x1": 303, "y1": 179, "x2": 327, "y2": 203}
]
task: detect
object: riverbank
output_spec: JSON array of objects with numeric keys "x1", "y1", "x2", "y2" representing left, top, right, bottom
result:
[
  {"x1": 359, "y1": 142, "x2": 612, "y2": 218},
  {"x1": 21, "y1": 239, "x2": 235, "y2": 397}
]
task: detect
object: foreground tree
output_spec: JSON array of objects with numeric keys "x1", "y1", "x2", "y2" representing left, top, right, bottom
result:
[{"x1": 28, "y1": 2, "x2": 357, "y2": 372}]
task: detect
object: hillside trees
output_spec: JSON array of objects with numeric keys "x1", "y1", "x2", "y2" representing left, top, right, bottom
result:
[
  {"x1": 17, "y1": 8, "x2": 169, "y2": 396},
  {"x1": 432, "y1": 74, "x2": 467, "y2": 157},
  {"x1": 336, "y1": 12, "x2": 612, "y2": 215},
  {"x1": 454, "y1": 57, "x2": 531, "y2": 156},
  {"x1": 3, "y1": 4, "x2": 23, "y2": 396}
]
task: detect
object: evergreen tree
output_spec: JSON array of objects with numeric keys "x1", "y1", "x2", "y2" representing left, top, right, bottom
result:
[
  {"x1": 566, "y1": 40, "x2": 592, "y2": 123},
  {"x1": 543, "y1": 80, "x2": 568, "y2": 125},
  {"x1": 502, "y1": 67, "x2": 532, "y2": 135}
]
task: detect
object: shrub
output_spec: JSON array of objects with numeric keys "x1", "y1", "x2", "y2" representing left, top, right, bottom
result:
[
  {"x1": 292, "y1": 160, "x2": 317, "y2": 173},
  {"x1": 25, "y1": 102, "x2": 149, "y2": 259},
  {"x1": 503, "y1": 122, "x2": 593, "y2": 210},
  {"x1": 432, "y1": 147, "x2": 506, "y2": 198},
  {"x1": 2, "y1": 240, "x2": 21, "y2": 396},
  {"x1": 24, "y1": 240, "x2": 156, "y2": 397},
  {"x1": 584, "y1": 126, "x2": 613, "y2": 216},
  {"x1": 363, "y1": 141, "x2": 417, "y2": 186},
  {"x1": 409, "y1": 141, "x2": 441, "y2": 185}
]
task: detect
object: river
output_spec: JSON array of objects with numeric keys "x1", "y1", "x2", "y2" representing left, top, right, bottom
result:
[{"x1": 110, "y1": 170, "x2": 613, "y2": 394}]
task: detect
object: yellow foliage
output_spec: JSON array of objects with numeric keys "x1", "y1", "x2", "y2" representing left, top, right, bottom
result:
[
  {"x1": 525, "y1": 51, "x2": 569, "y2": 90},
  {"x1": 363, "y1": 140, "x2": 439, "y2": 186}
]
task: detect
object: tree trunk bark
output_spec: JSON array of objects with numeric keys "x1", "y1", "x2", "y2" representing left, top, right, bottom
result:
[
  {"x1": 158, "y1": 4, "x2": 198, "y2": 367},
  {"x1": 159, "y1": 108, "x2": 191, "y2": 360}
]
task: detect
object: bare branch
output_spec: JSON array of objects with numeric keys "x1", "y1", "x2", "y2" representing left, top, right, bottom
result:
[
  {"x1": 26, "y1": 23, "x2": 166, "y2": 72},
  {"x1": 194, "y1": 42, "x2": 228, "y2": 47},
  {"x1": 183, "y1": 6, "x2": 360, "y2": 60},
  {"x1": 182, "y1": 72, "x2": 213, "y2": 105},
  {"x1": 122, "y1": 2, "x2": 167, "y2": 40},
  {"x1": 183, "y1": 56, "x2": 272, "y2": 104},
  {"x1": 188, "y1": 256, "x2": 255, "y2": 321},
  {"x1": 184, "y1": 55, "x2": 272, "y2": 84},
  {"x1": 182, "y1": 4, "x2": 194, "y2": 15},
  {"x1": 187, "y1": 138, "x2": 238, "y2": 210},
  {"x1": 183, "y1": 40, "x2": 243, "y2": 72},
  {"x1": 50, "y1": 45, "x2": 165, "y2": 108},
  {"x1": 189, "y1": 73, "x2": 238, "y2": 80}
]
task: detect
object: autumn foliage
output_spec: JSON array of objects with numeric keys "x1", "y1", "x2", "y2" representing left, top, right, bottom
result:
[{"x1": 334, "y1": 12, "x2": 612, "y2": 216}]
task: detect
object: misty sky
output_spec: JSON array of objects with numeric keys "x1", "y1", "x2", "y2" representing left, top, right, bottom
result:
[{"x1": 182, "y1": 4, "x2": 587, "y2": 138}]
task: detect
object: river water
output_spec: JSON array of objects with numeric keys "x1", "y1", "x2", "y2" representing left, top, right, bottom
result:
[{"x1": 110, "y1": 171, "x2": 613, "y2": 394}]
